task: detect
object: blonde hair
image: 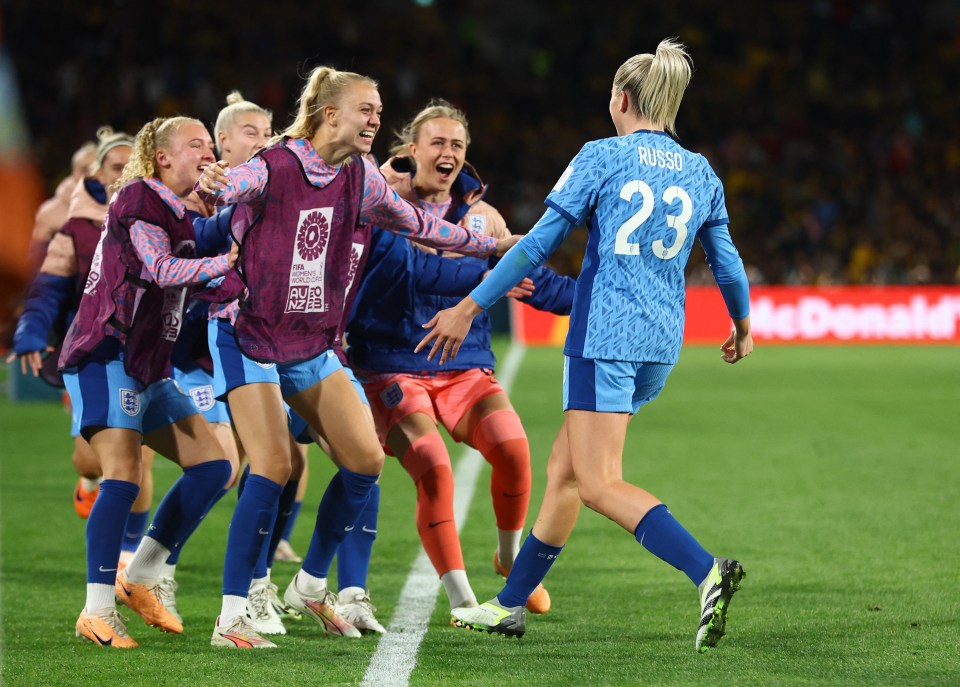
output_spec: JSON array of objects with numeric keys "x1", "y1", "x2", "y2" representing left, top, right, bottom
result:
[
  {"x1": 113, "y1": 116, "x2": 203, "y2": 191},
  {"x1": 214, "y1": 91, "x2": 273, "y2": 143},
  {"x1": 93, "y1": 126, "x2": 135, "y2": 171},
  {"x1": 614, "y1": 38, "x2": 692, "y2": 136},
  {"x1": 389, "y1": 98, "x2": 471, "y2": 157},
  {"x1": 277, "y1": 66, "x2": 377, "y2": 142},
  {"x1": 72, "y1": 142, "x2": 97, "y2": 176}
]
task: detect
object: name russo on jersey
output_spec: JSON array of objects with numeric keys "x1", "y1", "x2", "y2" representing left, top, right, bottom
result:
[{"x1": 637, "y1": 146, "x2": 683, "y2": 171}]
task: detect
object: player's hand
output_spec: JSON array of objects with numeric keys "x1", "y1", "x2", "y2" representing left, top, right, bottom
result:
[
  {"x1": 720, "y1": 329, "x2": 753, "y2": 364},
  {"x1": 5, "y1": 347, "x2": 53, "y2": 376},
  {"x1": 493, "y1": 234, "x2": 521, "y2": 257},
  {"x1": 415, "y1": 297, "x2": 483, "y2": 364},
  {"x1": 492, "y1": 274, "x2": 534, "y2": 300},
  {"x1": 198, "y1": 160, "x2": 230, "y2": 195},
  {"x1": 227, "y1": 240, "x2": 240, "y2": 269}
]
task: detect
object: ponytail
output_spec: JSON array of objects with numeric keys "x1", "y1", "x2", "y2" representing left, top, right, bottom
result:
[
  {"x1": 111, "y1": 116, "x2": 202, "y2": 193},
  {"x1": 614, "y1": 38, "x2": 693, "y2": 135},
  {"x1": 277, "y1": 66, "x2": 377, "y2": 143}
]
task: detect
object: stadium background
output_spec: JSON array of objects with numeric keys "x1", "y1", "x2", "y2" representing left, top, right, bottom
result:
[
  {"x1": 1, "y1": 4, "x2": 959, "y2": 686},
  {"x1": 4, "y1": 0, "x2": 959, "y2": 290}
]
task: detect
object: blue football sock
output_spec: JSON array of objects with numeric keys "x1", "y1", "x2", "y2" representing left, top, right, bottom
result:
[
  {"x1": 148, "y1": 459, "x2": 232, "y2": 559},
  {"x1": 223, "y1": 474, "x2": 282, "y2": 596},
  {"x1": 121, "y1": 509, "x2": 150, "y2": 553},
  {"x1": 262, "y1": 479, "x2": 299, "y2": 573},
  {"x1": 634, "y1": 503, "x2": 714, "y2": 585},
  {"x1": 165, "y1": 487, "x2": 229, "y2": 565},
  {"x1": 281, "y1": 500, "x2": 303, "y2": 541},
  {"x1": 302, "y1": 466, "x2": 378, "y2": 579},
  {"x1": 337, "y1": 483, "x2": 379, "y2": 590},
  {"x1": 87, "y1": 479, "x2": 139, "y2": 584},
  {"x1": 498, "y1": 531, "x2": 563, "y2": 608}
]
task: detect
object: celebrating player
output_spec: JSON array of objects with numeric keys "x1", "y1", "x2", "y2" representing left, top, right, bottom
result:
[
  {"x1": 348, "y1": 99, "x2": 573, "y2": 616},
  {"x1": 419, "y1": 40, "x2": 753, "y2": 653},
  {"x1": 195, "y1": 66, "x2": 517, "y2": 648},
  {"x1": 61, "y1": 116, "x2": 237, "y2": 648}
]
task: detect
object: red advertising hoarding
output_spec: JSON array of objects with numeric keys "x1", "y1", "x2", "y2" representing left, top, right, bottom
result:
[{"x1": 511, "y1": 286, "x2": 960, "y2": 345}]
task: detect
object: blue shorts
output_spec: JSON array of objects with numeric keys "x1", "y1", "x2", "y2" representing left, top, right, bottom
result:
[
  {"x1": 562, "y1": 356, "x2": 673, "y2": 414},
  {"x1": 209, "y1": 319, "x2": 280, "y2": 398},
  {"x1": 287, "y1": 366, "x2": 369, "y2": 444},
  {"x1": 278, "y1": 349, "x2": 343, "y2": 397},
  {"x1": 70, "y1": 403, "x2": 82, "y2": 438},
  {"x1": 209, "y1": 319, "x2": 343, "y2": 399},
  {"x1": 173, "y1": 364, "x2": 231, "y2": 424},
  {"x1": 63, "y1": 359, "x2": 198, "y2": 439}
]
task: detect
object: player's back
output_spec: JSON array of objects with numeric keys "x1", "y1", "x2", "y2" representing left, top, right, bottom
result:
[{"x1": 556, "y1": 130, "x2": 726, "y2": 363}]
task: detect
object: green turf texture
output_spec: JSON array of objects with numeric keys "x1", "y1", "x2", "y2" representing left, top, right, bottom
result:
[{"x1": 1, "y1": 344, "x2": 957, "y2": 686}]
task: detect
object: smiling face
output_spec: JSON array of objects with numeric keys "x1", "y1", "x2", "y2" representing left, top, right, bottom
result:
[
  {"x1": 218, "y1": 111, "x2": 272, "y2": 168},
  {"x1": 327, "y1": 81, "x2": 382, "y2": 157},
  {"x1": 408, "y1": 117, "x2": 467, "y2": 202},
  {"x1": 155, "y1": 121, "x2": 216, "y2": 197}
]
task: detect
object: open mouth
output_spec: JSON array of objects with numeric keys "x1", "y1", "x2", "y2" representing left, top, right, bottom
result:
[
  {"x1": 436, "y1": 162, "x2": 455, "y2": 180},
  {"x1": 359, "y1": 130, "x2": 376, "y2": 142}
]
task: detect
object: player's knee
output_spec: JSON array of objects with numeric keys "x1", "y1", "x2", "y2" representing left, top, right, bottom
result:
[
  {"x1": 576, "y1": 480, "x2": 608, "y2": 513},
  {"x1": 72, "y1": 452, "x2": 101, "y2": 479},
  {"x1": 401, "y1": 432, "x2": 450, "y2": 483},
  {"x1": 545, "y1": 453, "x2": 576, "y2": 489},
  {"x1": 471, "y1": 410, "x2": 528, "y2": 458},
  {"x1": 248, "y1": 446, "x2": 293, "y2": 484},
  {"x1": 72, "y1": 440, "x2": 101, "y2": 478},
  {"x1": 352, "y1": 446, "x2": 385, "y2": 476}
]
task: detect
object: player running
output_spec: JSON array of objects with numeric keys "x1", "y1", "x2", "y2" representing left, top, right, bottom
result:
[{"x1": 420, "y1": 39, "x2": 752, "y2": 653}]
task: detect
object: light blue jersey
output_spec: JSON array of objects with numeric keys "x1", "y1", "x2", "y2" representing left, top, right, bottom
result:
[
  {"x1": 547, "y1": 130, "x2": 728, "y2": 363},
  {"x1": 470, "y1": 129, "x2": 747, "y2": 364}
]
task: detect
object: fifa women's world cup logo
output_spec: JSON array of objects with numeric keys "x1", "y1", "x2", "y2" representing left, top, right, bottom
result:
[
  {"x1": 286, "y1": 207, "x2": 333, "y2": 314},
  {"x1": 297, "y1": 210, "x2": 329, "y2": 261}
]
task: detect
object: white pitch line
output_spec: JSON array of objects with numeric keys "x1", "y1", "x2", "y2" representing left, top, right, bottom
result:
[{"x1": 361, "y1": 343, "x2": 526, "y2": 687}]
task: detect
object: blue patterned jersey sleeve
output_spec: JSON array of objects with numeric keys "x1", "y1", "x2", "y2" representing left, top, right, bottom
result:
[
  {"x1": 543, "y1": 143, "x2": 601, "y2": 225},
  {"x1": 470, "y1": 207, "x2": 574, "y2": 309}
]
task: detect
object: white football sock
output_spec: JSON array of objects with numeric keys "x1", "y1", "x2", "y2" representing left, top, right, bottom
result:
[{"x1": 441, "y1": 569, "x2": 477, "y2": 610}]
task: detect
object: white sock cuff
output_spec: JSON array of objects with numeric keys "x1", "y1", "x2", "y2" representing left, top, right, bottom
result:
[
  {"x1": 497, "y1": 529, "x2": 523, "y2": 567},
  {"x1": 338, "y1": 585, "x2": 365, "y2": 602},
  {"x1": 85, "y1": 583, "x2": 116, "y2": 614},
  {"x1": 295, "y1": 570, "x2": 327, "y2": 596},
  {"x1": 125, "y1": 537, "x2": 172, "y2": 583},
  {"x1": 80, "y1": 477, "x2": 101, "y2": 492},
  {"x1": 219, "y1": 594, "x2": 249, "y2": 628},
  {"x1": 441, "y1": 569, "x2": 476, "y2": 609}
]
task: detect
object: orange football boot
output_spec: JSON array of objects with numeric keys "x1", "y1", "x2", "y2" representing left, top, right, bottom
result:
[
  {"x1": 115, "y1": 569, "x2": 184, "y2": 634},
  {"x1": 75, "y1": 609, "x2": 139, "y2": 648},
  {"x1": 73, "y1": 478, "x2": 99, "y2": 519}
]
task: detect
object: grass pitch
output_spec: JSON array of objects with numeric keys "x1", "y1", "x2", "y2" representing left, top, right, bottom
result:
[{"x1": 1, "y1": 343, "x2": 958, "y2": 686}]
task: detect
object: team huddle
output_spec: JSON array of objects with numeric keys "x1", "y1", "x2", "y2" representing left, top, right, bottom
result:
[{"x1": 12, "y1": 39, "x2": 753, "y2": 654}]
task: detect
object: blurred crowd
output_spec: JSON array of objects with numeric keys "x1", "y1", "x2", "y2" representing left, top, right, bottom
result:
[{"x1": 6, "y1": 0, "x2": 959, "y2": 285}]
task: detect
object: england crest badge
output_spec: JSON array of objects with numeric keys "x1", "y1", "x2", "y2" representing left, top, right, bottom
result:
[
  {"x1": 380, "y1": 382, "x2": 403, "y2": 409},
  {"x1": 190, "y1": 385, "x2": 216, "y2": 412},
  {"x1": 119, "y1": 389, "x2": 140, "y2": 416}
]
